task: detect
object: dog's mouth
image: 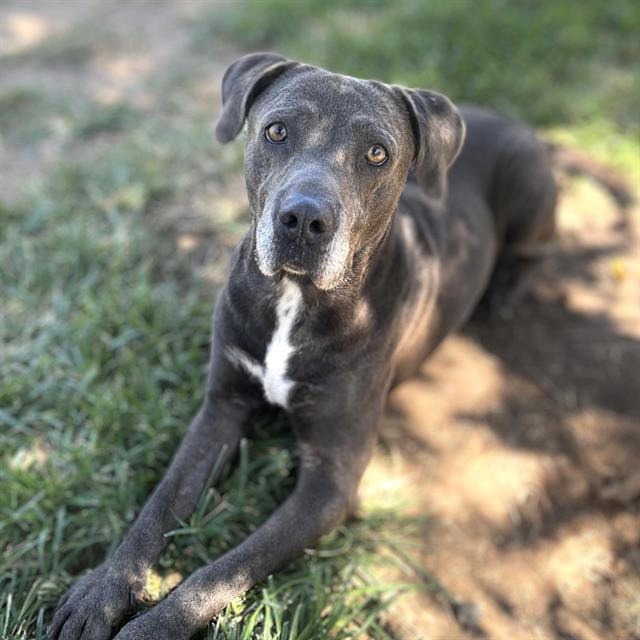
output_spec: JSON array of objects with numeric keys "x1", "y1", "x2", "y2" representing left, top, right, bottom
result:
[
  {"x1": 268, "y1": 261, "x2": 340, "y2": 291},
  {"x1": 282, "y1": 263, "x2": 308, "y2": 276},
  {"x1": 263, "y1": 247, "x2": 352, "y2": 290}
]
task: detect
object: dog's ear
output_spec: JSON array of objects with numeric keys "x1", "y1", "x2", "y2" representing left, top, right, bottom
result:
[
  {"x1": 394, "y1": 87, "x2": 465, "y2": 200},
  {"x1": 215, "y1": 52, "x2": 300, "y2": 144}
]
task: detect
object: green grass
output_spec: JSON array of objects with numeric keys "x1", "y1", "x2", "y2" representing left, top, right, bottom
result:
[
  {"x1": 0, "y1": 88, "x2": 69, "y2": 146},
  {"x1": 2, "y1": 1, "x2": 639, "y2": 638},
  {"x1": 0, "y1": 87, "x2": 142, "y2": 148},
  {"x1": 71, "y1": 102, "x2": 143, "y2": 139}
]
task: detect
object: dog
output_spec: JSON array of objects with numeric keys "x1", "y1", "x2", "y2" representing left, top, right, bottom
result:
[{"x1": 49, "y1": 52, "x2": 557, "y2": 640}]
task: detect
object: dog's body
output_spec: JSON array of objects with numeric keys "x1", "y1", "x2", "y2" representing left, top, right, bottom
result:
[{"x1": 51, "y1": 55, "x2": 556, "y2": 640}]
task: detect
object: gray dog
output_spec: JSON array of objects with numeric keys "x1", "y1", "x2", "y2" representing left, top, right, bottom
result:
[{"x1": 50, "y1": 53, "x2": 556, "y2": 639}]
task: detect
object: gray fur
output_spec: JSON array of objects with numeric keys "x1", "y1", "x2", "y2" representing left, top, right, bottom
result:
[{"x1": 50, "y1": 53, "x2": 556, "y2": 640}]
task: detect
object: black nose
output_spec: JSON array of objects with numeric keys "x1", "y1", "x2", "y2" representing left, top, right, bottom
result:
[{"x1": 277, "y1": 197, "x2": 335, "y2": 245}]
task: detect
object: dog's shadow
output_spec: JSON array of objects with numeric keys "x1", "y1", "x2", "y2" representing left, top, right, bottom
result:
[{"x1": 464, "y1": 284, "x2": 640, "y2": 513}]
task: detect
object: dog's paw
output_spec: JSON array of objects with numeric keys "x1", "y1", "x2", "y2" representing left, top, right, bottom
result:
[
  {"x1": 113, "y1": 598, "x2": 191, "y2": 640},
  {"x1": 49, "y1": 564, "x2": 141, "y2": 640}
]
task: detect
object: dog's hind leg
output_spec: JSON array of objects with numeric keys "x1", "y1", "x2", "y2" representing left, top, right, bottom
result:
[
  {"x1": 481, "y1": 250, "x2": 551, "y2": 316},
  {"x1": 482, "y1": 132, "x2": 558, "y2": 315}
]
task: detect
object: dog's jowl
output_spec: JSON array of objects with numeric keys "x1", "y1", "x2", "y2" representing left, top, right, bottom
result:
[{"x1": 50, "y1": 53, "x2": 556, "y2": 640}]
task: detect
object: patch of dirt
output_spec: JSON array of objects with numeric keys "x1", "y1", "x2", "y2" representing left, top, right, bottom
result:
[{"x1": 365, "y1": 180, "x2": 640, "y2": 640}]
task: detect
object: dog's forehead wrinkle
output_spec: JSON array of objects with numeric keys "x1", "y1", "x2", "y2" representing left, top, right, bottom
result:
[
  {"x1": 256, "y1": 100, "x2": 319, "y2": 127},
  {"x1": 264, "y1": 68, "x2": 396, "y2": 118}
]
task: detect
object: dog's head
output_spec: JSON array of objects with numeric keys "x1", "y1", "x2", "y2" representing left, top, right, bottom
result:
[{"x1": 216, "y1": 53, "x2": 464, "y2": 291}]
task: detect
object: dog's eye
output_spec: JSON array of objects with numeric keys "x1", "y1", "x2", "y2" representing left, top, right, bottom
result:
[
  {"x1": 265, "y1": 122, "x2": 287, "y2": 143},
  {"x1": 366, "y1": 144, "x2": 388, "y2": 166}
]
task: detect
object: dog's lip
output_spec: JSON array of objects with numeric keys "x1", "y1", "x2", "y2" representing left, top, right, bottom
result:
[{"x1": 282, "y1": 263, "x2": 308, "y2": 276}]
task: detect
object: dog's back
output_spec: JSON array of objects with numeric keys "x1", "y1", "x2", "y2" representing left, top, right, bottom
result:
[
  {"x1": 394, "y1": 106, "x2": 557, "y2": 369},
  {"x1": 454, "y1": 106, "x2": 557, "y2": 251}
]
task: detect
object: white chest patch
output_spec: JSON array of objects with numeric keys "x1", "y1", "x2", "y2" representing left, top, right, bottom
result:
[{"x1": 227, "y1": 279, "x2": 302, "y2": 409}]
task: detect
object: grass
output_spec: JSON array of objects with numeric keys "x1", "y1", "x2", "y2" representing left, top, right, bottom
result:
[
  {"x1": 72, "y1": 102, "x2": 143, "y2": 139},
  {"x1": 0, "y1": 88, "x2": 70, "y2": 146},
  {"x1": 0, "y1": 87, "x2": 142, "y2": 147},
  {"x1": 1, "y1": 1, "x2": 638, "y2": 638}
]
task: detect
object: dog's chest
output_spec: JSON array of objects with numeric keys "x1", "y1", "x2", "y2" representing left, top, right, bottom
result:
[{"x1": 227, "y1": 279, "x2": 302, "y2": 409}]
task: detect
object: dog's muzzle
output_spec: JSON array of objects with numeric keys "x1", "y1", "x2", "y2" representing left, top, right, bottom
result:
[
  {"x1": 268, "y1": 194, "x2": 339, "y2": 276},
  {"x1": 256, "y1": 190, "x2": 350, "y2": 289}
]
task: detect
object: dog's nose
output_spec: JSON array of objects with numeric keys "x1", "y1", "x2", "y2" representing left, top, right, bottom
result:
[{"x1": 277, "y1": 197, "x2": 335, "y2": 245}]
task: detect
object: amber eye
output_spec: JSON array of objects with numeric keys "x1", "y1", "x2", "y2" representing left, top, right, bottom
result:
[
  {"x1": 265, "y1": 122, "x2": 287, "y2": 143},
  {"x1": 366, "y1": 144, "x2": 388, "y2": 166}
]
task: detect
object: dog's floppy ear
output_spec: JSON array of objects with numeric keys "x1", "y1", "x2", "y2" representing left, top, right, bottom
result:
[
  {"x1": 394, "y1": 87, "x2": 465, "y2": 200},
  {"x1": 215, "y1": 52, "x2": 300, "y2": 144}
]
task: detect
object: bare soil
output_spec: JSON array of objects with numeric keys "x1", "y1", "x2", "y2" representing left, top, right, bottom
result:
[{"x1": 365, "y1": 179, "x2": 640, "y2": 639}]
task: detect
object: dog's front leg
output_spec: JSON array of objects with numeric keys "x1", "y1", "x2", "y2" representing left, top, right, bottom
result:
[
  {"x1": 113, "y1": 398, "x2": 383, "y2": 640},
  {"x1": 49, "y1": 399, "x2": 251, "y2": 640}
]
